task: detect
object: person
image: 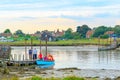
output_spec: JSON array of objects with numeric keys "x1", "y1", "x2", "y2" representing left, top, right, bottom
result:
[
  {"x1": 33, "y1": 48, "x2": 37, "y2": 60},
  {"x1": 38, "y1": 53, "x2": 43, "y2": 60},
  {"x1": 44, "y1": 56, "x2": 48, "y2": 61},
  {"x1": 47, "y1": 54, "x2": 54, "y2": 61},
  {"x1": 28, "y1": 48, "x2": 32, "y2": 60}
]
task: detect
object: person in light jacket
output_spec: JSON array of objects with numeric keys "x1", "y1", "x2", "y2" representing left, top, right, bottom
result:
[{"x1": 33, "y1": 48, "x2": 37, "y2": 60}]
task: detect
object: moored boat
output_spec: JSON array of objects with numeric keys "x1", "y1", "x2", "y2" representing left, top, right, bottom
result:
[
  {"x1": 36, "y1": 60, "x2": 55, "y2": 65},
  {"x1": 36, "y1": 35, "x2": 55, "y2": 68}
]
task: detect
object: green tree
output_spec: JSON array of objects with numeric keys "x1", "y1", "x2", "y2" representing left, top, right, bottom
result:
[
  {"x1": 35, "y1": 31, "x2": 41, "y2": 34},
  {"x1": 4, "y1": 29, "x2": 11, "y2": 33},
  {"x1": 73, "y1": 32, "x2": 80, "y2": 39},
  {"x1": 64, "y1": 28, "x2": 73, "y2": 39},
  {"x1": 107, "y1": 27, "x2": 113, "y2": 31},
  {"x1": 100, "y1": 34, "x2": 109, "y2": 39},
  {"x1": 113, "y1": 25, "x2": 120, "y2": 35},
  {"x1": 76, "y1": 25, "x2": 91, "y2": 38},
  {"x1": 14, "y1": 30, "x2": 25, "y2": 36},
  {"x1": 92, "y1": 26, "x2": 108, "y2": 37},
  {"x1": 25, "y1": 34, "x2": 31, "y2": 40}
]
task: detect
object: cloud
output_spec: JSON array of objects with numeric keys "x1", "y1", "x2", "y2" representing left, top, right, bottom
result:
[
  {"x1": 0, "y1": 0, "x2": 120, "y2": 33},
  {"x1": 0, "y1": 17, "x2": 78, "y2": 33}
]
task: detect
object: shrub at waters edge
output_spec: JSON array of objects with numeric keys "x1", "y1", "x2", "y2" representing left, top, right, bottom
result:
[
  {"x1": 63, "y1": 76, "x2": 84, "y2": 80},
  {"x1": 26, "y1": 76, "x2": 85, "y2": 80}
]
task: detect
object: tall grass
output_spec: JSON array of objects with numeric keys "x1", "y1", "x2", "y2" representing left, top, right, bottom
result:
[
  {"x1": 0, "y1": 38, "x2": 116, "y2": 46},
  {"x1": 24, "y1": 76, "x2": 96, "y2": 80}
]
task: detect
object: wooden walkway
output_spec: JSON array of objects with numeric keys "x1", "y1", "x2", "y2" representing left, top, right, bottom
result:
[
  {"x1": 0, "y1": 45, "x2": 11, "y2": 59},
  {"x1": 7, "y1": 60, "x2": 36, "y2": 66},
  {"x1": 98, "y1": 41, "x2": 120, "y2": 51},
  {"x1": 0, "y1": 45, "x2": 37, "y2": 67}
]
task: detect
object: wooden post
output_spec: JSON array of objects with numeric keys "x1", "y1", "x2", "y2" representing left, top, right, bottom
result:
[
  {"x1": 110, "y1": 36, "x2": 112, "y2": 49},
  {"x1": 107, "y1": 38, "x2": 108, "y2": 45},
  {"x1": 110, "y1": 35, "x2": 112, "y2": 45},
  {"x1": 45, "y1": 35, "x2": 48, "y2": 56},
  {"x1": 25, "y1": 39, "x2": 27, "y2": 60},
  {"x1": 31, "y1": 38, "x2": 33, "y2": 50},
  {"x1": 98, "y1": 37, "x2": 100, "y2": 48},
  {"x1": 40, "y1": 39, "x2": 41, "y2": 53}
]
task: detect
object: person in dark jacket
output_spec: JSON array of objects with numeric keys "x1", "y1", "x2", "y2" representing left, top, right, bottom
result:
[{"x1": 28, "y1": 48, "x2": 32, "y2": 60}]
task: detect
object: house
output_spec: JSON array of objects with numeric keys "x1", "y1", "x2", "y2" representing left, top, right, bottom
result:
[
  {"x1": 104, "y1": 31, "x2": 115, "y2": 38},
  {"x1": 41, "y1": 30, "x2": 55, "y2": 41},
  {"x1": 104, "y1": 31, "x2": 118, "y2": 40},
  {"x1": 55, "y1": 29, "x2": 64, "y2": 37},
  {"x1": 105, "y1": 31, "x2": 114, "y2": 35},
  {"x1": 0, "y1": 36, "x2": 7, "y2": 42},
  {"x1": 0, "y1": 33, "x2": 12, "y2": 38},
  {"x1": 86, "y1": 30, "x2": 93, "y2": 38},
  {"x1": 34, "y1": 31, "x2": 41, "y2": 38}
]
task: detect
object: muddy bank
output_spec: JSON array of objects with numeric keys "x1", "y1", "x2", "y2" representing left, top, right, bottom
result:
[{"x1": 3, "y1": 66, "x2": 120, "y2": 80}]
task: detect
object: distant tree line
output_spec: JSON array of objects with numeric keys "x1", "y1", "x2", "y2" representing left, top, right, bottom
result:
[
  {"x1": 2, "y1": 24, "x2": 120, "y2": 41},
  {"x1": 61, "y1": 25, "x2": 120, "y2": 40}
]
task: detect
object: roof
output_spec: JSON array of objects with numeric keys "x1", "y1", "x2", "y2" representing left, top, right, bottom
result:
[
  {"x1": 105, "y1": 31, "x2": 114, "y2": 35},
  {"x1": 86, "y1": 30, "x2": 93, "y2": 35}
]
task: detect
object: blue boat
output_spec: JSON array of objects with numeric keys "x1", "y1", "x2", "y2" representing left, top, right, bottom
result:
[
  {"x1": 36, "y1": 63, "x2": 55, "y2": 69},
  {"x1": 36, "y1": 60, "x2": 55, "y2": 65},
  {"x1": 36, "y1": 36, "x2": 55, "y2": 68}
]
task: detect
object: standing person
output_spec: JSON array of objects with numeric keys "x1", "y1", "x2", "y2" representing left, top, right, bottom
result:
[
  {"x1": 33, "y1": 48, "x2": 37, "y2": 60},
  {"x1": 28, "y1": 48, "x2": 32, "y2": 60},
  {"x1": 38, "y1": 53, "x2": 43, "y2": 60}
]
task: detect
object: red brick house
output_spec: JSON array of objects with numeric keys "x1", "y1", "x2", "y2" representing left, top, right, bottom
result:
[
  {"x1": 0, "y1": 33, "x2": 12, "y2": 38},
  {"x1": 86, "y1": 30, "x2": 93, "y2": 38},
  {"x1": 55, "y1": 29, "x2": 64, "y2": 37},
  {"x1": 104, "y1": 31, "x2": 114, "y2": 35}
]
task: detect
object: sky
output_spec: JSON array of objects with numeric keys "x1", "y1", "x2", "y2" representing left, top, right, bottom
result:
[{"x1": 0, "y1": 0, "x2": 120, "y2": 33}]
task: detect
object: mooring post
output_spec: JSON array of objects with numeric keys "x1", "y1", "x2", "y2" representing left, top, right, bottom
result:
[
  {"x1": 98, "y1": 37, "x2": 100, "y2": 48},
  {"x1": 30, "y1": 38, "x2": 33, "y2": 61},
  {"x1": 31, "y1": 38, "x2": 33, "y2": 50},
  {"x1": 40, "y1": 39, "x2": 41, "y2": 53},
  {"x1": 25, "y1": 39, "x2": 27, "y2": 60},
  {"x1": 45, "y1": 35, "x2": 48, "y2": 56}
]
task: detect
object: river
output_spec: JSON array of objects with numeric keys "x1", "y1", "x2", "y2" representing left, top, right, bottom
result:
[{"x1": 11, "y1": 45, "x2": 120, "y2": 69}]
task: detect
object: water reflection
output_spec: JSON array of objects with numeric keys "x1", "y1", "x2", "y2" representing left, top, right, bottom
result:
[{"x1": 11, "y1": 46, "x2": 120, "y2": 69}]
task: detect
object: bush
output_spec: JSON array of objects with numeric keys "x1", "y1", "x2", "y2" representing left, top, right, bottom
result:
[
  {"x1": 63, "y1": 76, "x2": 84, "y2": 80},
  {"x1": 31, "y1": 76, "x2": 42, "y2": 80},
  {"x1": 3, "y1": 68, "x2": 9, "y2": 74},
  {"x1": 100, "y1": 34, "x2": 109, "y2": 39},
  {"x1": 45, "y1": 77, "x2": 61, "y2": 80},
  {"x1": 10, "y1": 76, "x2": 19, "y2": 80}
]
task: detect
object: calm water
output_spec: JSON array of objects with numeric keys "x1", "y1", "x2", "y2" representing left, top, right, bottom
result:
[{"x1": 11, "y1": 45, "x2": 120, "y2": 69}]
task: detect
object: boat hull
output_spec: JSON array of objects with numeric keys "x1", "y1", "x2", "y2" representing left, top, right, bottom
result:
[{"x1": 36, "y1": 60, "x2": 55, "y2": 65}]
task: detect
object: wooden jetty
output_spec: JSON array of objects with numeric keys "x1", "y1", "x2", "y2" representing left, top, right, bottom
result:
[
  {"x1": 0, "y1": 45, "x2": 11, "y2": 59},
  {"x1": 0, "y1": 45, "x2": 36, "y2": 67},
  {"x1": 7, "y1": 60, "x2": 36, "y2": 66},
  {"x1": 0, "y1": 45, "x2": 11, "y2": 67},
  {"x1": 98, "y1": 38, "x2": 120, "y2": 51}
]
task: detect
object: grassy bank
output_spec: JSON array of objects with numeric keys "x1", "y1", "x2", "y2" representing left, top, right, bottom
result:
[
  {"x1": 1, "y1": 75, "x2": 97, "y2": 80},
  {"x1": 0, "y1": 38, "x2": 116, "y2": 46},
  {"x1": 25, "y1": 76, "x2": 97, "y2": 80}
]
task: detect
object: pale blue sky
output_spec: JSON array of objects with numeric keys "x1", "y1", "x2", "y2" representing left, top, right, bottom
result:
[{"x1": 0, "y1": 0, "x2": 120, "y2": 33}]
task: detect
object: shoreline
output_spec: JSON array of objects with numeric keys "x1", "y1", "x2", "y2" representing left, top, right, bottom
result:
[
  {"x1": 6, "y1": 67, "x2": 120, "y2": 80},
  {"x1": 9, "y1": 43, "x2": 105, "y2": 46}
]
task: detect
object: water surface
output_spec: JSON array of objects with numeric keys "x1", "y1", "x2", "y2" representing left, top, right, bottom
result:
[{"x1": 11, "y1": 45, "x2": 120, "y2": 69}]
